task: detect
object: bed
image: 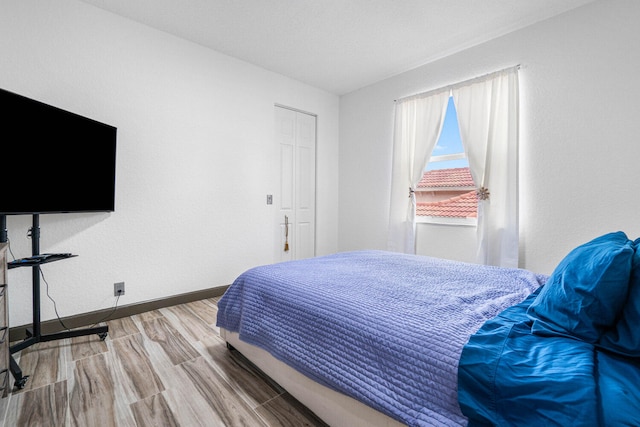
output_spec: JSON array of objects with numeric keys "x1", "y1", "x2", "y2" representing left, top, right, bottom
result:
[{"x1": 216, "y1": 232, "x2": 640, "y2": 426}]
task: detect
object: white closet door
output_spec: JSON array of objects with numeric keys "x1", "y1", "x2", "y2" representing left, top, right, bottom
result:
[{"x1": 274, "y1": 106, "x2": 316, "y2": 262}]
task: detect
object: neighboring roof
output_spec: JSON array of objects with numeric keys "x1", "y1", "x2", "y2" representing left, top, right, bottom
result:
[
  {"x1": 417, "y1": 190, "x2": 478, "y2": 218},
  {"x1": 417, "y1": 167, "x2": 475, "y2": 189}
]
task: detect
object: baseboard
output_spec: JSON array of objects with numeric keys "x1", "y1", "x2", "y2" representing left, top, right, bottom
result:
[{"x1": 9, "y1": 285, "x2": 229, "y2": 343}]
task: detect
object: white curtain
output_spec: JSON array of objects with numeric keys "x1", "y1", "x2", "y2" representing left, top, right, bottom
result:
[
  {"x1": 452, "y1": 68, "x2": 519, "y2": 267},
  {"x1": 387, "y1": 90, "x2": 449, "y2": 253}
]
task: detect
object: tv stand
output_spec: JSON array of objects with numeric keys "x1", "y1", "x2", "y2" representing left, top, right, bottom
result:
[{"x1": 7, "y1": 214, "x2": 108, "y2": 389}]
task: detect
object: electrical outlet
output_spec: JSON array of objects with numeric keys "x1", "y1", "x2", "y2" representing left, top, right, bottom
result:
[{"x1": 114, "y1": 282, "x2": 125, "y2": 296}]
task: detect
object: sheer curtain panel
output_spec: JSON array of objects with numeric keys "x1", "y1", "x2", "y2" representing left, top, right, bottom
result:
[
  {"x1": 452, "y1": 68, "x2": 519, "y2": 267},
  {"x1": 387, "y1": 90, "x2": 449, "y2": 254}
]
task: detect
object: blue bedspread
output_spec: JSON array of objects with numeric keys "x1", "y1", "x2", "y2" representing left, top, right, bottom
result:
[
  {"x1": 459, "y1": 231, "x2": 640, "y2": 426},
  {"x1": 458, "y1": 290, "x2": 640, "y2": 426},
  {"x1": 216, "y1": 250, "x2": 543, "y2": 426}
]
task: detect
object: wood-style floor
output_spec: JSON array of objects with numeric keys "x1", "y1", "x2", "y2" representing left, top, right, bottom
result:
[{"x1": 1, "y1": 298, "x2": 329, "y2": 426}]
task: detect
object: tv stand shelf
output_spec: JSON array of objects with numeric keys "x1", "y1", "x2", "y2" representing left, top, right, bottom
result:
[
  {"x1": 6, "y1": 215, "x2": 108, "y2": 390},
  {"x1": 8, "y1": 253, "x2": 77, "y2": 269}
]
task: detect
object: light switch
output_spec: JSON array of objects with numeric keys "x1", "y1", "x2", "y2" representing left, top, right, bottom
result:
[{"x1": 267, "y1": 195, "x2": 273, "y2": 205}]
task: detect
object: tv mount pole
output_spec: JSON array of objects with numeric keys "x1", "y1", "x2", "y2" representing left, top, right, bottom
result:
[
  {"x1": 30, "y1": 214, "x2": 42, "y2": 340},
  {"x1": 0, "y1": 215, "x2": 6, "y2": 243}
]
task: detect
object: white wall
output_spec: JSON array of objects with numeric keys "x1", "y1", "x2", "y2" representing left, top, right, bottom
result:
[
  {"x1": 339, "y1": 0, "x2": 640, "y2": 274},
  {"x1": 1, "y1": 0, "x2": 339, "y2": 327},
  {"x1": 415, "y1": 224, "x2": 476, "y2": 264}
]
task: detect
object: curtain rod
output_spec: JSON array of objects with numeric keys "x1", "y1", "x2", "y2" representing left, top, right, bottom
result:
[{"x1": 395, "y1": 64, "x2": 520, "y2": 103}]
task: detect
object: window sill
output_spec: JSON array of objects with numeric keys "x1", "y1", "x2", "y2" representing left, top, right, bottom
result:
[{"x1": 416, "y1": 216, "x2": 477, "y2": 227}]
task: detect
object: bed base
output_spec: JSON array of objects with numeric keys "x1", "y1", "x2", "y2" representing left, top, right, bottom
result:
[{"x1": 221, "y1": 328, "x2": 405, "y2": 427}]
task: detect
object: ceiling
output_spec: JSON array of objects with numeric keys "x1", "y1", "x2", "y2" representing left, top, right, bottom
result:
[{"x1": 78, "y1": 0, "x2": 597, "y2": 95}]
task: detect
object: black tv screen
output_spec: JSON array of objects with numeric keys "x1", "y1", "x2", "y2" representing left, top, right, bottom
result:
[{"x1": 0, "y1": 88, "x2": 117, "y2": 215}]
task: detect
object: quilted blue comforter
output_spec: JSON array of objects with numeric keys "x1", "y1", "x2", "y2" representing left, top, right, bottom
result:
[{"x1": 216, "y1": 250, "x2": 543, "y2": 426}]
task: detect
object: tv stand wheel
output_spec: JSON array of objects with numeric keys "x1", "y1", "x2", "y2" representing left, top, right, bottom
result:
[
  {"x1": 14, "y1": 375, "x2": 29, "y2": 390},
  {"x1": 98, "y1": 332, "x2": 108, "y2": 341}
]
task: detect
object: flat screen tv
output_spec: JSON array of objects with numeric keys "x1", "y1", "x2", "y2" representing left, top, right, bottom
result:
[{"x1": 0, "y1": 88, "x2": 117, "y2": 215}]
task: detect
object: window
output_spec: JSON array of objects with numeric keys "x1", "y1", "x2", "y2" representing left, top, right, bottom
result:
[
  {"x1": 416, "y1": 96, "x2": 477, "y2": 225},
  {"x1": 389, "y1": 67, "x2": 518, "y2": 265}
]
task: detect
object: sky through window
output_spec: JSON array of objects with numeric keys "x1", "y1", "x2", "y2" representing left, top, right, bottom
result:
[{"x1": 426, "y1": 96, "x2": 468, "y2": 171}]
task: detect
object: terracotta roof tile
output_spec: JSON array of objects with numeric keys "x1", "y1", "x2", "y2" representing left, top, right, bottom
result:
[
  {"x1": 417, "y1": 167, "x2": 475, "y2": 189},
  {"x1": 416, "y1": 190, "x2": 478, "y2": 218}
]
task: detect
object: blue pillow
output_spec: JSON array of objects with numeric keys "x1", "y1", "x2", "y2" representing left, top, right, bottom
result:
[
  {"x1": 527, "y1": 231, "x2": 634, "y2": 343},
  {"x1": 599, "y1": 238, "x2": 640, "y2": 356}
]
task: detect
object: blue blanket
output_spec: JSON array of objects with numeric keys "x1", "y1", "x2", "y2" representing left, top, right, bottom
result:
[
  {"x1": 216, "y1": 251, "x2": 543, "y2": 426},
  {"x1": 459, "y1": 231, "x2": 640, "y2": 426},
  {"x1": 458, "y1": 290, "x2": 640, "y2": 426}
]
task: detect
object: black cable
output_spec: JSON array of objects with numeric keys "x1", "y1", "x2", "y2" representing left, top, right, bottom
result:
[
  {"x1": 6, "y1": 237, "x2": 16, "y2": 261},
  {"x1": 41, "y1": 268, "x2": 121, "y2": 331},
  {"x1": 11, "y1": 225, "x2": 120, "y2": 333},
  {"x1": 40, "y1": 268, "x2": 71, "y2": 331},
  {"x1": 88, "y1": 293, "x2": 121, "y2": 328}
]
